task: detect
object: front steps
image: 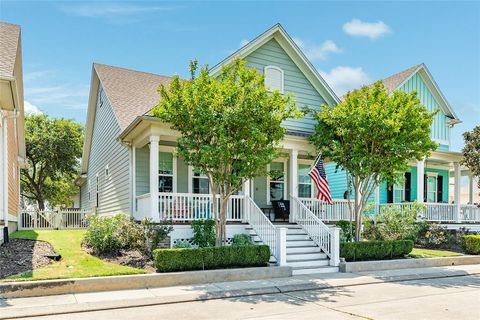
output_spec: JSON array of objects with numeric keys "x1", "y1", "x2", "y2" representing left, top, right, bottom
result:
[{"x1": 246, "y1": 224, "x2": 339, "y2": 275}]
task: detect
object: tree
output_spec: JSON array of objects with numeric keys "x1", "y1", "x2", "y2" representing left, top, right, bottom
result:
[
  {"x1": 21, "y1": 114, "x2": 83, "y2": 210},
  {"x1": 462, "y1": 126, "x2": 480, "y2": 198},
  {"x1": 153, "y1": 59, "x2": 300, "y2": 245},
  {"x1": 310, "y1": 82, "x2": 437, "y2": 241}
]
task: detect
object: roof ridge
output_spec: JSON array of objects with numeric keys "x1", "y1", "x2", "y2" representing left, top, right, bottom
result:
[{"x1": 93, "y1": 63, "x2": 173, "y2": 79}]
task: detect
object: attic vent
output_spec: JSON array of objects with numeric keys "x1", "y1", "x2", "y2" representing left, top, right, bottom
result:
[
  {"x1": 99, "y1": 88, "x2": 104, "y2": 107},
  {"x1": 264, "y1": 66, "x2": 284, "y2": 93}
]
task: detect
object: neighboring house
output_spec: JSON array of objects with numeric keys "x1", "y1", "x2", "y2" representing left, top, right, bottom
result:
[
  {"x1": 77, "y1": 23, "x2": 477, "y2": 273},
  {"x1": 0, "y1": 22, "x2": 26, "y2": 243}
]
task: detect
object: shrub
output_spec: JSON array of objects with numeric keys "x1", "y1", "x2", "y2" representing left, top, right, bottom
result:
[
  {"x1": 83, "y1": 214, "x2": 129, "y2": 254},
  {"x1": 153, "y1": 245, "x2": 270, "y2": 272},
  {"x1": 142, "y1": 219, "x2": 173, "y2": 251},
  {"x1": 174, "y1": 240, "x2": 192, "y2": 248},
  {"x1": 416, "y1": 223, "x2": 451, "y2": 248},
  {"x1": 232, "y1": 234, "x2": 253, "y2": 246},
  {"x1": 335, "y1": 220, "x2": 356, "y2": 243},
  {"x1": 191, "y1": 219, "x2": 216, "y2": 247},
  {"x1": 340, "y1": 240, "x2": 413, "y2": 262},
  {"x1": 463, "y1": 235, "x2": 480, "y2": 254}
]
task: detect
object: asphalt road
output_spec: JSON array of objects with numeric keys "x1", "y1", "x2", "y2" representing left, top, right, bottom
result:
[{"x1": 17, "y1": 274, "x2": 480, "y2": 320}]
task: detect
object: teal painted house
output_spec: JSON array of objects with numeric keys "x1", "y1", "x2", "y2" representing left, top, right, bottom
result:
[{"x1": 326, "y1": 63, "x2": 465, "y2": 208}]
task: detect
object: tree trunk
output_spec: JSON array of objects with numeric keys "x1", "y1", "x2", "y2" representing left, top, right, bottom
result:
[{"x1": 37, "y1": 196, "x2": 45, "y2": 210}]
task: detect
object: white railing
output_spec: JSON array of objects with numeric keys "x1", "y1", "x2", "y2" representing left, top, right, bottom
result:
[
  {"x1": 460, "y1": 205, "x2": 480, "y2": 223},
  {"x1": 300, "y1": 198, "x2": 353, "y2": 221},
  {"x1": 422, "y1": 203, "x2": 457, "y2": 222},
  {"x1": 157, "y1": 192, "x2": 244, "y2": 222},
  {"x1": 291, "y1": 195, "x2": 339, "y2": 265},
  {"x1": 135, "y1": 193, "x2": 152, "y2": 221},
  {"x1": 245, "y1": 196, "x2": 279, "y2": 260},
  {"x1": 19, "y1": 209, "x2": 90, "y2": 230}
]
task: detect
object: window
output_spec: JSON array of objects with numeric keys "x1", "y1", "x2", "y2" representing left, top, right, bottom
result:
[
  {"x1": 159, "y1": 152, "x2": 174, "y2": 193},
  {"x1": 264, "y1": 66, "x2": 284, "y2": 93},
  {"x1": 95, "y1": 174, "x2": 99, "y2": 208},
  {"x1": 427, "y1": 174, "x2": 437, "y2": 203},
  {"x1": 268, "y1": 161, "x2": 286, "y2": 203},
  {"x1": 192, "y1": 170, "x2": 209, "y2": 194},
  {"x1": 298, "y1": 163, "x2": 312, "y2": 198},
  {"x1": 87, "y1": 180, "x2": 91, "y2": 202},
  {"x1": 104, "y1": 165, "x2": 110, "y2": 179},
  {"x1": 393, "y1": 179, "x2": 405, "y2": 203}
]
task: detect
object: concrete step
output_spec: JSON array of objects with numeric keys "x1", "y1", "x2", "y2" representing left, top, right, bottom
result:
[
  {"x1": 286, "y1": 246, "x2": 321, "y2": 254},
  {"x1": 292, "y1": 266, "x2": 339, "y2": 275},
  {"x1": 286, "y1": 252, "x2": 327, "y2": 261},
  {"x1": 285, "y1": 259, "x2": 330, "y2": 268}
]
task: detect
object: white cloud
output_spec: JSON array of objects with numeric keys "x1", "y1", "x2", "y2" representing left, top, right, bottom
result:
[
  {"x1": 24, "y1": 101, "x2": 42, "y2": 115},
  {"x1": 59, "y1": 3, "x2": 176, "y2": 19},
  {"x1": 343, "y1": 19, "x2": 391, "y2": 39},
  {"x1": 319, "y1": 66, "x2": 371, "y2": 96},
  {"x1": 293, "y1": 38, "x2": 342, "y2": 61}
]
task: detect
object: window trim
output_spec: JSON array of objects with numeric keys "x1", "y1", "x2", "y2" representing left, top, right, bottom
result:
[
  {"x1": 188, "y1": 165, "x2": 211, "y2": 194},
  {"x1": 267, "y1": 158, "x2": 288, "y2": 205},
  {"x1": 298, "y1": 159, "x2": 314, "y2": 199},
  {"x1": 264, "y1": 65, "x2": 284, "y2": 94},
  {"x1": 393, "y1": 178, "x2": 405, "y2": 203},
  {"x1": 104, "y1": 164, "x2": 110, "y2": 179},
  {"x1": 426, "y1": 172, "x2": 438, "y2": 203},
  {"x1": 158, "y1": 146, "x2": 177, "y2": 193},
  {"x1": 95, "y1": 173, "x2": 99, "y2": 208}
]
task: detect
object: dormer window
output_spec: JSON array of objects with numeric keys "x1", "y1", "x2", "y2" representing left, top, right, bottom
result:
[{"x1": 264, "y1": 66, "x2": 284, "y2": 93}]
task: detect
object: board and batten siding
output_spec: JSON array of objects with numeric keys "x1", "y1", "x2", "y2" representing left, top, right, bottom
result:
[
  {"x1": 244, "y1": 38, "x2": 328, "y2": 133},
  {"x1": 398, "y1": 73, "x2": 450, "y2": 149},
  {"x1": 80, "y1": 84, "x2": 131, "y2": 215}
]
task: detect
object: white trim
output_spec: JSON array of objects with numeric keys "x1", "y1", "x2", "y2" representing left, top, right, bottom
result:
[
  {"x1": 426, "y1": 174, "x2": 438, "y2": 203},
  {"x1": 104, "y1": 164, "x2": 110, "y2": 179},
  {"x1": 264, "y1": 65, "x2": 284, "y2": 94},
  {"x1": 131, "y1": 146, "x2": 136, "y2": 213},
  {"x1": 188, "y1": 165, "x2": 211, "y2": 194},
  {"x1": 297, "y1": 160, "x2": 314, "y2": 199},
  {"x1": 393, "y1": 178, "x2": 405, "y2": 203},
  {"x1": 158, "y1": 146, "x2": 177, "y2": 193},
  {"x1": 426, "y1": 171, "x2": 439, "y2": 177},
  {"x1": 267, "y1": 158, "x2": 288, "y2": 205}
]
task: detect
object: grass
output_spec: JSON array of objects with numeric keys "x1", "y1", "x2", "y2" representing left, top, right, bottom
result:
[
  {"x1": 6, "y1": 230, "x2": 146, "y2": 281},
  {"x1": 409, "y1": 247, "x2": 463, "y2": 258}
]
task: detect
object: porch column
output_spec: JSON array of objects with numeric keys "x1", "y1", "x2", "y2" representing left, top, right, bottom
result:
[
  {"x1": 374, "y1": 185, "x2": 380, "y2": 214},
  {"x1": 416, "y1": 159, "x2": 425, "y2": 203},
  {"x1": 454, "y1": 162, "x2": 461, "y2": 223},
  {"x1": 289, "y1": 149, "x2": 298, "y2": 223},
  {"x1": 468, "y1": 173, "x2": 474, "y2": 204},
  {"x1": 149, "y1": 136, "x2": 160, "y2": 221},
  {"x1": 0, "y1": 117, "x2": 4, "y2": 223},
  {"x1": 1, "y1": 117, "x2": 8, "y2": 227},
  {"x1": 242, "y1": 179, "x2": 251, "y2": 223}
]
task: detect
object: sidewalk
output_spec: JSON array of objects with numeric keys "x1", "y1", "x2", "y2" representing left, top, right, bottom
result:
[{"x1": 1, "y1": 264, "x2": 480, "y2": 319}]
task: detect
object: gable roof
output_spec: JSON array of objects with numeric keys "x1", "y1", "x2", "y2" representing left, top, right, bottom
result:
[
  {"x1": 0, "y1": 22, "x2": 20, "y2": 78},
  {"x1": 380, "y1": 64, "x2": 422, "y2": 93},
  {"x1": 94, "y1": 64, "x2": 172, "y2": 130},
  {"x1": 210, "y1": 23, "x2": 340, "y2": 106}
]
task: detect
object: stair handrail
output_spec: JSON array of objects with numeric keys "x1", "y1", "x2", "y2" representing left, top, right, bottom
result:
[
  {"x1": 291, "y1": 195, "x2": 335, "y2": 259},
  {"x1": 245, "y1": 196, "x2": 279, "y2": 261}
]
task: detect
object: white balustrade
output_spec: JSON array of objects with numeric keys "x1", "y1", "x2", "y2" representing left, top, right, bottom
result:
[
  {"x1": 300, "y1": 198, "x2": 353, "y2": 221},
  {"x1": 422, "y1": 203, "x2": 457, "y2": 222},
  {"x1": 460, "y1": 205, "x2": 480, "y2": 223},
  {"x1": 245, "y1": 196, "x2": 279, "y2": 261}
]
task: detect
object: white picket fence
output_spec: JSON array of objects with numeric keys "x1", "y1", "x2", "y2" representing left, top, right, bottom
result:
[{"x1": 19, "y1": 209, "x2": 91, "y2": 230}]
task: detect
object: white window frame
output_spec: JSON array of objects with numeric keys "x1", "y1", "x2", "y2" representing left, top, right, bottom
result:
[
  {"x1": 104, "y1": 164, "x2": 110, "y2": 180},
  {"x1": 188, "y1": 165, "x2": 211, "y2": 194},
  {"x1": 426, "y1": 172, "x2": 438, "y2": 203},
  {"x1": 298, "y1": 159, "x2": 314, "y2": 199},
  {"x1": 267, "y1": 158, "x2": 288, "y2": 204},
  {"x1": 87, "y1": 179, "x2": 91, "y2": 202},
  {"x1": 158, "y1": 146, "x2": 177, "y2": 193},
  {"x1": 264, "y1": 65, "x2": 284, "y2": 94},
  {"x1": 393, "y1": 178, "x2": 405, "y2": 203},
  {"x1": 95, "y1": 173, "x2": 99, "y2": 208}
]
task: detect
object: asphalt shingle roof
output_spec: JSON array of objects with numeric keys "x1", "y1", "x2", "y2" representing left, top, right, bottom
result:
[
  {"x1": 379, "y1": 64, "x2": 422, "y2": 93},
  {"x1": 94, "y1": 63, "x2": 172, "y2": 130},
  {"x1": 0, "y1": 22, "x2": 20, "y2": 78}
]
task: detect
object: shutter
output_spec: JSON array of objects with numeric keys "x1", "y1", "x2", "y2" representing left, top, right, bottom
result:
[
  {"x1": 387, "y1": 183, "x2": 393, "y2": 203},
  {"x1": 404, "y1": 172, "x2": 411, "y2": 202},
  {"x1": 437, "y1": 175, "x2": 443, "y2": 203},
  {"x1": 424, "y1": 174, "x2": 428, "y2": 202}
]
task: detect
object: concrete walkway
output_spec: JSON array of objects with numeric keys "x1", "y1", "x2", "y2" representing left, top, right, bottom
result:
[{"x1": 1, "y1": 264, "x2": 480, "y2": 319}]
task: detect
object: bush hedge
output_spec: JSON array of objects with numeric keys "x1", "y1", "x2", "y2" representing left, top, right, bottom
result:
[
  {"x1": 463, "y1": 235, "x2": 480, "y2": 255},
  {"x1": 340, "y1": 240, "x2": 413, "y2": 262},
  {"x1": 153, "y1": 245, "x2": 270, "y2": 272}
]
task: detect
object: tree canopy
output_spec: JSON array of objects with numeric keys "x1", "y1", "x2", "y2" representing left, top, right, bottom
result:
[
  {"x1": 310, "y1": 82, "x2": 437, "y2": 240},
  {"x1": 153, "y1": 59, "x2": 300, "y2": 245},
  {"x1": 462, "y1": 125, "x2": 480, "y2": 193},
  {"x1": 21, "y1": 114, "x2": 83, "y2": 209}
]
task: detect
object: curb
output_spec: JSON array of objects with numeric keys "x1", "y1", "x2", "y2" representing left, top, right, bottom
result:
[
  {"x1": 0, "y1": 266, "x2": 292, "y2": 299},
  {"x1": 340, "y1": 255, "x2": 480, "y2": 273},
  {"x1": 2, "y1": 267, "x2": 479, "y2": 319}
]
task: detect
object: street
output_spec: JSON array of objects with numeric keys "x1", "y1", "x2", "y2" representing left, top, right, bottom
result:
[{"x1": 16, "y1": 274, "x2": 480, "y2": 320}]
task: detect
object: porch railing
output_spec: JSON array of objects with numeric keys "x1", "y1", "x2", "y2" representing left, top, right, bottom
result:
[
  {"x1": 291, "y1": 195, "x2": 339, "y2": 266},
  {"x1": 157, "y1": 193, "x2": 244, "y2": 222},
  {"x1": 245, "y1": 196, "x2": 279, "y2": 260},
  {"x1": 300, "y1": 198, "x2": 353, "y2": 221},
  {"x1": 460, "y1": 205, "x2": 480, "y2": 223}
]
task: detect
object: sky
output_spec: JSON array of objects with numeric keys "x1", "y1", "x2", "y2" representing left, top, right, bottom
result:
[{"x1": 1, "y1": 1, "x2": 479, "y2": 151}]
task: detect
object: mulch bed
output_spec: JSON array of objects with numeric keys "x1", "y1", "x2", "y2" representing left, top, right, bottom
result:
[
  {"x1": 83, "y1": 247, "x2": 156, "y2": 272},
  {"x1": 0, "y1": 239, "x2": 57, "y2": 279}
]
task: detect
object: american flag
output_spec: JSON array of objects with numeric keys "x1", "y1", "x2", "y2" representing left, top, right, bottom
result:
[{"x1": 308, "y1": 156, "x2": 333, "y2": 204}]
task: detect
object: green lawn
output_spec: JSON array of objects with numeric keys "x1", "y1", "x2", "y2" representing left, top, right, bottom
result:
[
  {"x1": 6, "y1": 230, "x2": 146, "y2": 281},
  {"x1": 409, "y1": 247, "x2": 463, "y2": 258}
]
